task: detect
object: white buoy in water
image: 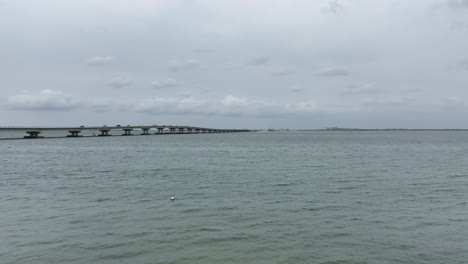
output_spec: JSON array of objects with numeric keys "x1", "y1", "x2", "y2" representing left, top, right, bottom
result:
[{"x1": 171, "y1": 196, "x2": 174, "y2": 201}]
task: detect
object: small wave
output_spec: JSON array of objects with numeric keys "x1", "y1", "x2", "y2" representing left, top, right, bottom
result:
[
  {"x1": 74, "y1": 175, "x2": 96, "y2": 180},
  {"x1": 319, "y1": 260, "x2": 364, "y2": 264},
  {"x1": 305, "y1": 205, "x2": 346, "y2": 211},
  {"x1": 447, "y1": 174, "x2": 467, "y2": 179},
  {"x1": 96, "y1": 197, "x2": 112, "y2": 202},
  {"x1": 181, "y1": 208, "x2": 204, "y2": 213},
  {"x1": 325, "y1": 190, "x2": 341, "y2": 193},
  {"x1": 123, "y1": 232, "x2": 152, "y2": 239},
  {"x1": 196, "y1": 234, "x2": 258, "y2": 245},
  {"x1": 319, "y1": 232, "x2": 351, "y2": 239},
  {"x1": 84, "y1": 242, "x2": 135, "y2": 251},
  {"x1": 69, "y1": 219, "x2": 85, "y2": 224},
  {"x1": 199, "y1": 227, "x2": 222, "y2": 232},
  {"x1": 96, "y1": 170, "x2": 111, "y2": 173},
  {"x1": 304, "y1": 165, "x2": 326, "y2": 168},
  {"x1": 429, "y1": 189, "x2": 456, "y2": 193},
  {"x1": 218, "y1": 206, "x2": 237, "y2": 211},
  {"x1": 17, "y1": 238, "x2": 67, "y2": 247},
  {"x1": 63, "y1": 173, "x2": 79, "y2": 176},
  {"x1": 338, "y1": 185, "x2": 365, "y2": 190},
  {"x1": 273, "y1": 182, "x2": 296, "y2": 187},
  {"x1": 4, "y1": 196, "x2": 20, "y2": 201}
]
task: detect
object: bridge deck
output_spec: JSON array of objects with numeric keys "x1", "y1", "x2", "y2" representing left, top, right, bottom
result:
[
  {"x1": 0, "y1": 125, "x2": 249, "y2": 131},
  {"x1": 0, "y1": 125, "x2": 252, "y2": 139}
]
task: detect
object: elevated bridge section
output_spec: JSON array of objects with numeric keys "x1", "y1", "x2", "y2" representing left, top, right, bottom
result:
[{"x1": 0, "y1": 125, "x2": 252, "y2": 139}]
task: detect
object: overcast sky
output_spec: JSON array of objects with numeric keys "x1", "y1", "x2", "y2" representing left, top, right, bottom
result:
[{"x1": 1, "y1": 0, "x2": 468, "y2": 129}]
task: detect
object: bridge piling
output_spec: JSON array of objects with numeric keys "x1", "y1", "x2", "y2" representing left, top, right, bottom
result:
[
  {"x1": 67, "y1": 130, "x2": 82, "y2": 137},
  {"x1": 141, "y1": 128, "x2": 150, "y2": 135},
  {"x1": 122, "y1": 128, "x2": 133, "y2": 136},
  {"x1": 98, "y1": 129, "x2": 111, "y2": 136},
  {"x1": 24, "y1": 131, "x2": 43, "y2": 139}
]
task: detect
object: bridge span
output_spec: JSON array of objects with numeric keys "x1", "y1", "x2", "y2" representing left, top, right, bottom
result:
[{"x1": 0, "y1": 125, "x2": 252, "y2": 139}]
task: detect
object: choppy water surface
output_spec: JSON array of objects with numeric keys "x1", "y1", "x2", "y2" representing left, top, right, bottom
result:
[{"x1": 1, "y1": 131, "x2": 467, "y2": 264}]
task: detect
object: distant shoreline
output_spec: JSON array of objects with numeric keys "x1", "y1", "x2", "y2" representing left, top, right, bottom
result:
[{"x1": 298, "y1": 128, "x2": 468, "y2": 131}]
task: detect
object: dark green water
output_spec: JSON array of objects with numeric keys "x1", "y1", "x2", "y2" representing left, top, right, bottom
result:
[{"x1": 1, "y1": 131, "x2": 467, "y2": 264}]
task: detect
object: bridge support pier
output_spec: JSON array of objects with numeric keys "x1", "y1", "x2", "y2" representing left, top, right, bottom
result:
[
  {"x1": 24, "y1": 130, "x2": 43, "y2": 138},
  {"x1": 178, "y1": 128, "x2": 184, "y2": 134},
  {"x1": 195, "y1": 129, "x2": 200, "y2": 133},
  {"x1": 155, "y1": 128, "x2": 164, "y2": 134},
  {"x1": 67, "y1": 130, "x2": 82, "y2": 137},
  {"x1": 122, "y1": 128, "x2": 133, "y2": 136},
  {"x1": 141, "y1": 128, "x2": 150, "y2": 135},
  {"x1": 98, "y1": 129, "x2": 111, "y2": 136},
  {"x1": 188, "y1": 128, "x2": 193, "y2": 134},
  {"x1": 170, "y1": 128, "x2": 175, "y2": 134}
]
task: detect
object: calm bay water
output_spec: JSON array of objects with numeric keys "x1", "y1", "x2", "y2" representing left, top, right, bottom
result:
[{"x1": 1, "y1": 131, "x2": 467, "y2": 264}]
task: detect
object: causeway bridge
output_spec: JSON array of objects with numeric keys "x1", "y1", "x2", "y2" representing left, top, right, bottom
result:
[{"x1": 0, "y1": 125, "x2": 252, "y2": 139}]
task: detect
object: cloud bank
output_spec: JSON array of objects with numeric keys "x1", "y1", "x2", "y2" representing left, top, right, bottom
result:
[
  {"x1": 8, "y1": 90, "x2": 80, "y2": 111},
  {"x1": 447, "y1": 0, "x2": 468, "y2": 9},
  {"x1": 151, "y1": 78, "x2": 178, "y2": 89},
  {"x1": 169, "y1": 60, "x2": 201, "y2": 72},
  {"x1": 85, "y1": 56, "x2": 114, "y2": 66},
  {"x1": 108, "y1": 76, "x2": 132, "y2": 89},
  {"x1": 270, "y1": 67, "x2": 296, "y2": 77},
  {"x1": 248, "y1": 56, "x2": 270, "y2": 66},
  {"x1": 318, "y1": 67, "x2": 350, "y2": 77},
  {"x1": 133, "y1": 95, "x2": 319, "y2": 117}
]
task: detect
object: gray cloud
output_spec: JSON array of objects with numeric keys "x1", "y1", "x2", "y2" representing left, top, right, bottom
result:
[
  {"x1": 89, "y1": 98, "x2": 114, "y2": 112},
  {"x1": 447, "y1": 0, "x2": 468, "y2": 8},
  {"x1": 169, "y1": 60, "x2": 200, "y2": 72},
  {"x1": 178, "y1": 90, "x2": 193, "y2": 98},
  {"x1": 321, "y1": 0, "x2": 343, "y2": 14},
  {"x1": 270, "y1": 67, "x2": 296, "y2": 77},
  {"x1": 85, "y1": 56, "x2": 114, "y2": 66},
  {"x1": 108, "y1": 76, "x2": 132, "y2": 89},
  {"x1": 133, "y1": 95, "x2": 319, "y2": 117},
  {"x1": 291, "y1": 86, "x2": 305, "y2": 93},
  {"x1": 341, "y1": 83, "x2": 378, "y2": 96},
  {"x1": 151, "y1": 78, "x2": 178, "y2": 89},
  {"x1": 134, "y1": 97, "x2": 210, "y2": 115},
  {"x1": 318, "y1": 67, "x2": 350, "y2": 77},
  {"x1": 248, "y1": 56, "x2": 270, "y2": 66},
  {"x1": 193, "y1": 48, "x2": 215, "y2": 53},
  {"x1": 8, "y1": 90, "x2": 80, "y2": 111},
  {"x1": 357, "y1": 95, "x2": 468, "y2": 112},
  {"x1": 458, "y1": 58, "x2": 468, "y2": 70},
  {"x1": 450, "y1": 21, "x2": 468, "y2": 31}
]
